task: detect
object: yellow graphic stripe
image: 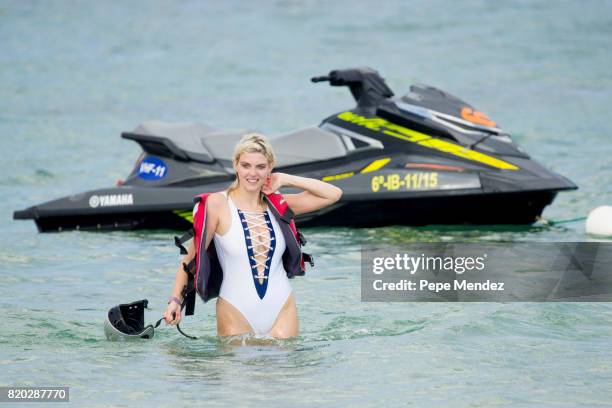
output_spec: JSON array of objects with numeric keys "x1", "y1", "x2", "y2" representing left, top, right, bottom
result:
[
  {"x1": 360, "y1": 158, "x2": 391, "y2": 174},
  {"x1": 174, "y1": 210, "x2": 193, "y2": 223},
  {"x1": 322, "y1": 172, "x2": 354, "y2": 181},
  {"x1": 337, "y1": 112, "x2": 518, "y2": 170}
]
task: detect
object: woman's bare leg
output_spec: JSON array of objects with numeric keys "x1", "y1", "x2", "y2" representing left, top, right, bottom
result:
[
  {"x1": 268, "y1": 294, "x2": 299, "y2": 339},
  {"x1": 216, "y1": 297, "x2": 254, "y2": 336}
]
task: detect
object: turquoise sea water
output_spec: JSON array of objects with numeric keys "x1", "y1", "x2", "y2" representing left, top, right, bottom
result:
[{"x1": 2, "y1": 1, "x2": 612, "y2": 406}]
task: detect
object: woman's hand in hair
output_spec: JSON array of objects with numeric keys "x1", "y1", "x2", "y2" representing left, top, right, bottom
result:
[{"x1": 262, "y1": 172, "x2": 284, "y2": 195}]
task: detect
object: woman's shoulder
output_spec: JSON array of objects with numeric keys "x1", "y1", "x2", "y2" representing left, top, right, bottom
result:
[{"x1": 204, "y1": 191, "x2": 228, "y2": 213}]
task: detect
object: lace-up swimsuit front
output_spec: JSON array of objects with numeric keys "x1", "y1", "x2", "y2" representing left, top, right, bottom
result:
[{"x1": 213, "y1": 192, "x2": 291, "y2": 335}]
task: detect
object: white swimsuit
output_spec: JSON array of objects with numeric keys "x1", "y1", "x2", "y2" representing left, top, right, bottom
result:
[{"x1": 213, "y1": 192, "x2": 292, "y2": 335}]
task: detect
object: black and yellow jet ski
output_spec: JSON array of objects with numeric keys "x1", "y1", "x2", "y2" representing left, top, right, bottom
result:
[{"x1": 13, "y1": 67, "x2": 577, "y2": 232}]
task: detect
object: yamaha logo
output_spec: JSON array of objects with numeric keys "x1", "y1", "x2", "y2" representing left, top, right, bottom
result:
[
  {"x1": 89, "y1": 195, "x2": 100, "y2": 208},
  {"x1": 89, "y1": 194, "x2": 134, "y2": 208}
]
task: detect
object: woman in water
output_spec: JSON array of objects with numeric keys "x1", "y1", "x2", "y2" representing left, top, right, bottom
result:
[{"x1": 163, "y1": 133, "x2": 342, "y2": 338}]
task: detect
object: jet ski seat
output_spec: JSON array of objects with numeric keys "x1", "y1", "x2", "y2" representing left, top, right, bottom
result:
[
  {"x1": 269, "y1": 126, "x2": 349, "y2": 167},
  {"x1": 129, "y1": 121, "x2": 349, "y2": 168},
  {"x1": 130, "y1": 121, "x2": 218, "y2": 163}
]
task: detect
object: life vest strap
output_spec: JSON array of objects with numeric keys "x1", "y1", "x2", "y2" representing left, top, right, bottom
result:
[
  {"x1": 174, "y1": 229, "x2": 194, "y2": 255},
  {"x1": 182, "y1": 285, "x2": 196, "y2": 317},
  {"x1": 180, "y1": 258, "x2": 196, "y2": 316},
  {"x1": 182, "y1": 258, "x2": 195, "y2": 275},
  {"x1": 303, "y1": 252, "x2": 314, "y2": 267},
  {"x1": 297, "y1": 230, "x2": 307, "y2": 245}
]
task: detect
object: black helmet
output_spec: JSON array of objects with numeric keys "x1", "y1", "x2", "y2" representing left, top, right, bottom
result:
[{"x1": 104, "y1": 299, "x2": 155, "y2": 340}]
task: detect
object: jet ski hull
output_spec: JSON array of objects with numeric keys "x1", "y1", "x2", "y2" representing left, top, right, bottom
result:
[{"x1": 14, "y1": 183, "x2": 568, "y2": 232}]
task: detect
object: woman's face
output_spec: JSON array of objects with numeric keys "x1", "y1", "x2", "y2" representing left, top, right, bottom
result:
[{"x1": 234, "y1": 152, "x2": 271, "y2": 192}]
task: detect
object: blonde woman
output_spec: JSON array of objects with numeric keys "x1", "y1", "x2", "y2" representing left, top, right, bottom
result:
[{"x1": 163, "y1": 134, "x2": 342, "y2": 338}]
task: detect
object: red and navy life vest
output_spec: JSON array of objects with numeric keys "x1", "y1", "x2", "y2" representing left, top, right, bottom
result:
[{"x1": 174, "y1": 192, "x2": 313, "y2": 315}]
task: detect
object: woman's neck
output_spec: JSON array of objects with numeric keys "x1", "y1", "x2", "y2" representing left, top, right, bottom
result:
[{"x1": 229, "y1": 187, "x2": 264, "y2": 211}]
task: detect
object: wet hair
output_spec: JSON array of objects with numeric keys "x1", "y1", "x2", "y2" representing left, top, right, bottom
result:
[{"x1": 228, "y1": 133, "x2": 275, "y2": 194}]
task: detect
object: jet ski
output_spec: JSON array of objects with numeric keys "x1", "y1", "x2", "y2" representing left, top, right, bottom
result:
[{"x1": 13, "y1": 67, "x2": 577, "y2": 232}]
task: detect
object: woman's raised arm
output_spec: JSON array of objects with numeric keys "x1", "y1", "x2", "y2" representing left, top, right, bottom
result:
[{"x1": 263, "y1": 173, "x2": 342, "y2": 216}]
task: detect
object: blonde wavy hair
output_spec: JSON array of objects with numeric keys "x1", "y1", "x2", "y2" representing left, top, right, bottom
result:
[{"x1": 228, "y1": 133, "x2": 276, "y2": 195}]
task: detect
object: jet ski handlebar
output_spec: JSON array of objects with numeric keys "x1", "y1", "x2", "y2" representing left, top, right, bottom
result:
[
  {"x1": 310, "y1": 71, "x2": 351, "y2": 86},
  {"x1": 311, "y1": 68, "x2": 394, "y2": 108},
  {"x1": 310, "y1": 75, "x2": 330, "y2": 83}
]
